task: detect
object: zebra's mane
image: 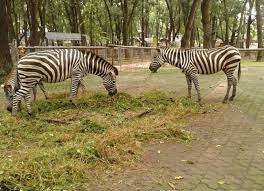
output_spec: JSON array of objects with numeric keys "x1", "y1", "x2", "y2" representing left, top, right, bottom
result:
[
  {"x1": 4, "y1": 66, "x2": 17, "y2": 86},
  {"x1": 83, "y1": 50, "x2": 118, "y2": 76}
]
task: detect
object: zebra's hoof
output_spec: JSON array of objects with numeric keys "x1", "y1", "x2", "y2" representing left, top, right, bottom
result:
[
  {"x1": 229, "y1": 97, "x2": 234, "y2": 101},
  {"x1": 222, "y1": 99, "x2": 228, "y2": 104},
  {"x1": 69, "y1": 100, "x2": 77, "y2": 106},
  {"x1": 11, "y1": 112, "x2": 17, "y2": 117}
]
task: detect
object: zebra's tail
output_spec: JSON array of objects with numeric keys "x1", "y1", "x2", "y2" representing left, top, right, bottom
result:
[{"x1": 238, "y1": 62, "x2": 241, "y2": 83}]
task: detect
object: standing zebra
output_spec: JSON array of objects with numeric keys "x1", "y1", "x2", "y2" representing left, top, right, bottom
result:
[
  {"x1": 4, "y1": 49, "x2": 118, "y2": 116},
  {"x1": 149, "y1": 45, "x2": 241, "y2": 104}
]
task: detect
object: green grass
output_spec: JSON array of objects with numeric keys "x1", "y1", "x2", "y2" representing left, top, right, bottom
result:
[{"x1": 0, "y1": 91, "x2": 212, "y2": 190}]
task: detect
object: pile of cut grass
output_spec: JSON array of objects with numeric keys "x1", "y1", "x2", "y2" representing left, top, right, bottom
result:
[{"x1": 0, "y1": 91, "x2": 211, "y2": 190}]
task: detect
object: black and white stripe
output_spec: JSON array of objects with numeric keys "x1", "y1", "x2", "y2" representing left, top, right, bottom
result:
[
  {"x1": 149, "y1": 45, "x2": 241, "y2": 104},
  {"x1": 5, "y1": 49, "x2": 118, "y2": 116}
]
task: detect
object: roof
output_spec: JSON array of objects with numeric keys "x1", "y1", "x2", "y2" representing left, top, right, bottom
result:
[{"x1": 45, "y1": 32, "x2": 81, "y2": 41}]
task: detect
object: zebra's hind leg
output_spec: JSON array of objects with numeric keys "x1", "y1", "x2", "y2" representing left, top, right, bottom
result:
[
  {"x1": 32, "y1": 86, "x2": 37, "y2": 101},
  {"x1": 229, "y1": 76, "x2": 237, "y2": 101},
  {"x1": 223, "y1": 72, "x2": 233, "y2": 103},
  {"x1": 185, "y1": 73, "x2": 192, "y2": 98},
  {"x1": 38, "y1": 81, "x2": 49, "y2": 99},
  {"x1": 24, "y1": 93, "x2": 33, "y2": 115},
  {"x1": 69, "y1": 72, "x2": 82, "y2": 105},
  {"x1": 190, "y1": 73, "x2": 202, "y2": 106}
]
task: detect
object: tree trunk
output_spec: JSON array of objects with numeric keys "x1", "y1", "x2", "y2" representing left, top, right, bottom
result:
[
  {"x1": 211, "y1": 16, "x2": 217, "y2": 47},
  {"x1": 141, "y1": 0, "x2": 145, "y2": 46},
  {"x1": 235, "y1": 0, "x2": 248, "y2": 47},
  {"x1": 0, "y1": 0, "x2": 12, "y2": 70},
  {"x1": 256, "y1": 0, "x2": 263, "y2": 61},
  {"x1": 165, "y1": 0, "x2": 175, "y2": 43},
  {"x1": 121, "y1": 0, "x2": 138, "y2": 45},
  {"x1": 181, "y1": 0, "x2": 201, "y2": 48},
  {"x1": 201, "y1": 0, "x2": 211, "y2": 48},
  {"x1": 103, "y1": 0, "x2": 114, "y2": 44},
  {"x1": 6, "y1": 0, "x2": 15, "y2": 42},
  {"x1": 26, "y1": 0, "x2": 40, "y2": 46},
  {"x1": 246, "y1": 0, "x2": 254, "y2": 48},
  {"x1": 222, "y1": 0, "x2": 229, "y2": 44}
]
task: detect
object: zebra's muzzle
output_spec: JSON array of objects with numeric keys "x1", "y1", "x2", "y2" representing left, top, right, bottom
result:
[
  {"x1": 109, "y1": 89, "x2": 117, "y2": 96},
  {"x1": 149, "y1": 66, "x2": 158, "y2": 73},
  {"x1": 7, "y1": 105, "x2": 12, "y2": 112}
]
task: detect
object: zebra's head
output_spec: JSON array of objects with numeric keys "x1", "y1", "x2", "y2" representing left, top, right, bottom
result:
[
  {"x1": 103, "y1": 67, "x2": 118, "y2": 96},
  {"x1": 149, "y1": 48, "x2": 165, "y2": 73},
  {"x1": 2, "y1": 84, "x2": 14, "y2": 112}
]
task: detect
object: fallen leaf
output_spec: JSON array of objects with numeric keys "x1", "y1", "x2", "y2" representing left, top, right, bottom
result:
[
  {"x1": 0, "y1": 171, "x2": 4, "y2": 175},
  {"x1": 157, "y1": 150, "x2": 161, "y2": 154},
  {"x1": 217, "y1": 180, "x2": 225, "y2": 185},
  {"x1": 175, "y1": 176, "x2": 183, "y2": 180},
  {"x1": 181, "y1": 160, "x2": 187, "y2": 162},
  {"x1": 216, "y1": 145, "x2": 222, "y2": 147},
  {"x1": 187, "y1": 160, "x2": 194, "y2": 164},
  {"x1": 168, "y1": 182, "x2": 176, "y2": 189}
]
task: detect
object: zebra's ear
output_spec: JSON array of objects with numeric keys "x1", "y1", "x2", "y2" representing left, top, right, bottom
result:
[{"x1": 3, "y1": 84, "x2": 12, "y2": 92}]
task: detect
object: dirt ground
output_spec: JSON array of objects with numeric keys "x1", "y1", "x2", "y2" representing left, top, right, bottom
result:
[{"x1": 87, "y1": 65, "x2": 264, "y2": 191}]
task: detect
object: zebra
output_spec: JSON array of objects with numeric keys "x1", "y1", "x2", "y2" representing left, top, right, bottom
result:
[
  {"x1": 4, "y1": 49, "x2": 118, "y2": 116},
  {"x1": 3, "y1": 66, "x2": 87, "y2": 103},
  {"x1": 149, "y1": 45, "x2": 241, "y2": 105}
]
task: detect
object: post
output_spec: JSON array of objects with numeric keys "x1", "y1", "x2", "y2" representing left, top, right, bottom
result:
[{"x1": 111, "y1": 47, "x2": 114, "y2": 65}]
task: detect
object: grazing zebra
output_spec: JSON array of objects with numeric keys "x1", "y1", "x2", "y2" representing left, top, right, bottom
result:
[
  {"x1": 4, "y1": 49, "x2": 118, "y2": 116},
  {"x1": 2, "y1": 66, "x2": 48, "y2": 107},
  {"x1": 3, "y1": 66, "x2": 86, "y2": 103},
  {"x1": 149, "y1": 45, "x2": 241, "y2": 104}
]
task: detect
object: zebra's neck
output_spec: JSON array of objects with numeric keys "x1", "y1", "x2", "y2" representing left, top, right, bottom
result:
[
  {"x1": 4, "y1": 67, "x2": 19, "y2": 90},
  {"x1": 82, "y1": 51, "x2": 113, "y2": 77},
  {"x1": 162, "y1": 48, "x2": 182, "y2": 68}
]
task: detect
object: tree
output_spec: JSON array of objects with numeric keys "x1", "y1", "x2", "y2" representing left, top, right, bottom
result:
[
  {"x1": 181, "y1": 0, "x2": 201, "y2": 48},
  {"x1": 235, "y1": 0, "x2": 248, "y2": 47},
  {"x1": 246, "y1": 0, "x2": 255, "y2": 48},
  {"x1": 201, "y1": 0, "x2": 211, "y2": 48},
  {"x1": 120, "y1": 0, "x2": 139, "y2": 45},
  {"x1": 26, "y1": 0, "x2": 40, "y2": 46},
  {"x1": 0, "y1": 0, "x2": 12, "y2": 70},
  {"x1": 256, "y1": 0, "x2": 263, "y2": 61}
]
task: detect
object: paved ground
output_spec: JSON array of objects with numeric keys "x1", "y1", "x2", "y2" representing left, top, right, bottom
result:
[{"x1": 89, "y1": 65, "x2": 264, "y2": 191}]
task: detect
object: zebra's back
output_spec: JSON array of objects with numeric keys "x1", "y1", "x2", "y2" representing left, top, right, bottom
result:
[
  {"x1": 192, "y1": 46, "x2": 241, "y2": 74},
  {"x1": 17, "y1": 49, "x2": 82, "y2": 83}
]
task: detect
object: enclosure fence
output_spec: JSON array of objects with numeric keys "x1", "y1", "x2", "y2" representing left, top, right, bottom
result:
[{"x1": 10, "y1": 45, "x2": 264, "y2": 69}]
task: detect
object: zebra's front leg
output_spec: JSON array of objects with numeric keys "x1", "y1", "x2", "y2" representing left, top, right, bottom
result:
[
  {"x1": 190, "y1": 74, "x2": 202, "y2": 105},
  {"x1": 12, "y1": 93, "x2": 23, "y2": 116},
  {"x1": 223, "y1": 74, "x2": 233, "y2": 103},
  {"x1": 185, "y1": 74, "x2": 192, "y2": 98},
  {"x1": 229, "y1": 76, "x2": 237, "y2": 101},
  {"x1": 69, "y1": 73, "x2": 82, "y2": 105}
]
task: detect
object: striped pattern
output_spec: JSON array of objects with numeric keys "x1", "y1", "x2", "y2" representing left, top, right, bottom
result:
[
  {"x1": 5, "y1": 49, "x2": 118, "y2": 116},
  {"x1": 149, "y1": 45, "x2": 241, "y2": 104}
]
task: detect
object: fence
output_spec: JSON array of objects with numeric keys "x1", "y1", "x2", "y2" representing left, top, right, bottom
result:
[
  {"x1": 11, "y1": 45, "x2": 264, "y2": 69},
  {"x1": 16, "y1": 46, "x2": 157, "y2": 68}
]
